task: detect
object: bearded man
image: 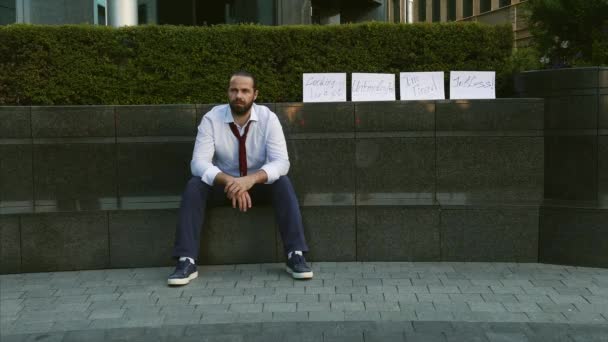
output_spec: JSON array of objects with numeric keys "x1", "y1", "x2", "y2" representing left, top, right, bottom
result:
[{"x1": 168, "y1": 71, "x2": 312, "y2": 286}]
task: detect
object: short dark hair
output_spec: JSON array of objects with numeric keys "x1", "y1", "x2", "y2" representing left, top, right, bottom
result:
[{"x1": 230, "y1": 71, "x2": 257, "y2": 90}]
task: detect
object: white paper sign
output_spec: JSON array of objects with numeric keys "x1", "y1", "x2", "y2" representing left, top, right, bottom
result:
[
  {"x1": 303, "y1": 73, "x2": 347, "y2": 103},
  {"x1": 449, "y1": 71, "x2": 496, "y2": 99},
  {"x1": 351, "y1": 73, "x2": 396, "y2": 102},
  {"x1": 400, "y1": 72, "x2": 445, "y2": 100}
]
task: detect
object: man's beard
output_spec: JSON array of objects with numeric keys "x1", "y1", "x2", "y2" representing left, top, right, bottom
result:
[{"x1": 229, "y1": 100, "x2": 254, "y2": 117}]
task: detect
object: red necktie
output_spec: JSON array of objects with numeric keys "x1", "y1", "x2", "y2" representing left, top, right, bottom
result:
[{"x1": 228, "y1": 121, "x2": 253, "y2": 177}]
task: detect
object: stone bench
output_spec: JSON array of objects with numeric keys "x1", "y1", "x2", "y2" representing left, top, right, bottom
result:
[{"x1": 1, "y1": 99, "x2": 546, "y2": 273}]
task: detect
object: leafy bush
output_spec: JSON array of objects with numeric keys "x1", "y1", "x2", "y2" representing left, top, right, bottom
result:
[
  {"x1": 0, "y1": 22, "x2": 513, "y2": 105},
  {"x1": 525, "y1": 0, "x2": 608, "y2": 68}
]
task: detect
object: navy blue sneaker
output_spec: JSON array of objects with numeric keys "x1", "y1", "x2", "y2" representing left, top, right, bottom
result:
[
  {"x1": 286, "y1": 254, "x2": 313, "y2": 279},
  {"x1": 168, "y1": 259, "x2": 198, "y2": 286}
]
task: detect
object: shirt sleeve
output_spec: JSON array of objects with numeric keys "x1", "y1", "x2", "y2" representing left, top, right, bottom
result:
[
  {"x1": 260, "y1": 113, "x2": 290, "y2": 184},
  {"x1": 191, "y1": 115, "x2": 221, "y2": 186}
]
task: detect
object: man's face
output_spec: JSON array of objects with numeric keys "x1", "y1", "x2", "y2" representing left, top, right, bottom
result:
[{"x1": 228, "y1": 76, "x2": 258, "y2": 117}]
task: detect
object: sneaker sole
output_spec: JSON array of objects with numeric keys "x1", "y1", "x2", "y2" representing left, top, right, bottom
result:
[
  {"x1": 285, "y1": 266, "x2": 313, "y2": 280},
  {"x1": 167, "y1": 271, "x2": 198, "y2": 286}
]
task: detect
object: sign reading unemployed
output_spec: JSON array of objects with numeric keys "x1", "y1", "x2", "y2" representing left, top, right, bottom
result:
[
  {"x1": 449, "y1": 71, "x2": 496, "y2": 99},
  {"x1": 302, "y1": 73, "x2": 347, "y2": 103},
  {"x1": 400, "y1": 72, "x2": 445, "y2": 100},
  {"x1": 351, "y1": 73, "x2": 396, "y2": 102}
]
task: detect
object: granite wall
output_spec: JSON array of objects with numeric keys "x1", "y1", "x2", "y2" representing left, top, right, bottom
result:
[
  {"x1": 516, "y1": 67, "x2": 608, "y2": 268},
  {"x1": 0, "y1": 99, "x2": 545, "y2": 273}
]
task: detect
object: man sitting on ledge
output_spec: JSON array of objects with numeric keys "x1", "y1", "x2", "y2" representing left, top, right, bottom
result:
[{"x1": 168, "y1": 71, "x2": 312, "y2": 286}]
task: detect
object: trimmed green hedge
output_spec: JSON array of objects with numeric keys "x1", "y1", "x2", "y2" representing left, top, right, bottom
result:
[{"x1": 0, "y1": 23, "x2": 513, "y2": 105}]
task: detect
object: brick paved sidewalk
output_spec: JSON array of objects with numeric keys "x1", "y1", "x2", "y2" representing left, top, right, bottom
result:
[{"x1": 2, "y1": 262, "x2": 608, "y2": 341}]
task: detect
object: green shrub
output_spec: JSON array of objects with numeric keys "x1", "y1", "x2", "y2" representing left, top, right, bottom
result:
[
  {"x1": 524, "y1": 0, "x2": 608, "y2": 68},
  {"x1": 0, "y1": 22, "x2": 513, "y2": 105}
]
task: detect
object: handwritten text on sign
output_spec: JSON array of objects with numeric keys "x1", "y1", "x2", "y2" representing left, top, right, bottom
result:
[
  {"x1": 400, "y1": 72, "x2": 445, "y2": 100},
  {"x1": 449, "y1": 71, "x2": 496, "y2": 99},
  {"x1": 351, "y1": 73, "x2": 396, "y2": 102},
  {"x1": 303, "y1": 73, "x2": 347, "y2": 103}
]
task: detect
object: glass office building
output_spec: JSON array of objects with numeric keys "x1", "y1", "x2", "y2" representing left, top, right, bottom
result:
[{"x1": 0, "y1": 0, "x2": 413, "y2": 27}]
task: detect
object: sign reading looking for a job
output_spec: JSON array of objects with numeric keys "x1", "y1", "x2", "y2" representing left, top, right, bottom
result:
[
  {"x1": 400, "y1": 72, "x2": 445, "y2": 100},
  {"x1": 449, "y1": 71, "x2": 496, "y2": 99},
  {"x1": 303, "y1": 73, "x2": 347, "y2": 103},
  {"x1": 351, "y1": 73, "x2": 396, "y2": 102}
]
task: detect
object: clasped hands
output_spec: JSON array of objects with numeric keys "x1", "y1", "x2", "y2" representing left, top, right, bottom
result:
[{"x1": 224, "y1": 176, "x2": 256, "y2": 212}]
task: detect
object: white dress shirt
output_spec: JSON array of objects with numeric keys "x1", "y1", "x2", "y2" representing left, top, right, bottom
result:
[{"x1": 191, "y1": 103, "x2": 290, "y2": 186}]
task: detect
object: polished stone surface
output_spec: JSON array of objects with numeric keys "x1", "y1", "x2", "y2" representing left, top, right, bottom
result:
[
  {"x1": 356, "y1": 138, "x2": 435, "y2": 204},
  {"x1": 544, "y1": 95, "x2": 598, "y2": 130},
  {"x1": 357, "y1": 207, "x2": 440, "y2": 261},
  {"x1": 600, "y1": 136, "x2": 608, "y2": 207},
  {"x1": 436, "y1": 137, "x2": 544, "y2": 205},
  {"x1": 517, "y1": 67, "x2": 603, "y2": 95},
  {"x1": 33, "y1": 143, "x2": 116, "y2": 210},
  {"x1": 195, "y1": 103, "x2": 219, "y2": 125},
  {"x1": 540, "y1": 207, "x2": 608, "y2": 267},
  {"x1": 20, "y1": 212, "x2": 109, "y2": 272},
  {"x1": 287, "y1": 139, "x2": 355, "y2": 205},
  {"x1": 440, "y1": 208, "x2": 539, "y2": 262},
  {"x1": 544, "y1": 135, "x2": 598, "y2": 203},
  {"x1": 0, "y1": 145, "x2": 33, "y2": 211},
  {"x1": 275, "y1": 103, "x2": 354, "y2": 135},
  {"x1": 277, "y1": 206, "x2": 356, "y2": 261},
  {"x1": 31, "y1": 106, "x2": 114, "y2": 138},
  {"x1": 108, "y1": 210, "x2": 176, "y2": 268},
  {"x1": 0, "y1": 106, "x2": 30, "y2": 138},
  {"x1": 200, "y1": 207, "x2": 277, "y2": 264},
  {"x1": 436, "y1": 100, "x2": 544, "y2": 131},
  {"x1": 116, "y1": 105, "x2": 196, "y2": 137},
  {"x1": 355, "y1": 101, "x2": 434, "y2": 132},
  {"x1": 0, "y1": 216, "x2": 20, "y2": 273},
  {"x1": 117, "y1": 142, "x2": 192, "y2": 206}
]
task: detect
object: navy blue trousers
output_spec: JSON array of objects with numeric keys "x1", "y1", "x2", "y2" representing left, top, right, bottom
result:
[{"x1": 172, "y1": 176, "x2": 309, "y2": 260}]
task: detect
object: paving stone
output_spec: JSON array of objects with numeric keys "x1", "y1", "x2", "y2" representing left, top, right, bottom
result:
[
  {"x1": 397, "y1": 286, "x2": 429, "y2": 293},
  {"x1": 563, "y1": 312, "x2": 607, "y2": 324},
  {"x1": 297, "y1": 302, "x2": 330, "y2": 312},
  {"x1": 549, "y1": 295, "x2": 590, "y2": 305},
  {"x1": 88, "y1": 308, "x2": 125, "y2": 320},
  {"x1": 434, "y1": 303, "x2": 472, "y2": 312},
  {"x1": 274, "y1": 287, "x2": 304, "y2": 295},
  {"x1": 482, "y1": 294, "x2": 519, "y2": 303},
  {"x1": 229, "y1": 304, "x2": 263, "y2": 313},
  {"x1": 190, "y1": 296, "x2": 223, "y2": 305},
  {"x1": 271, "y1": 311, "x2": 308, "y2": 322},
  {"x1": 485, "y1": 332, "x2": 528, "y2": 342},
  {"x1": 364, "y1": 301, "x2": 400, "y2": 312},
  {"x1": 417, "y1": 294, "x2": 452, "y2": 303},
  {"x1": 515, "y1": 294, "x2": 555, "y2": 304},
  {"x1": 286, "y1": 294, "x2": 319, "y2": 303},
  {"x1": 222, "y1": 295, "x2": 254, "y2": 304},
  {"x1": 309, "y1": 311, "x2": 344, "y2": 321},
  {"x1": 263, "y1": 303, "x2": 296, "y2": 312},
  {"x1": 364, "y1": 331, "x2": 406, "y2": 342},
  {"x1": 319, "y1": 294, "x2": 351, "y2": 302},
  {"x1": 380, "y1": 311, "x2": 417, "y2": 321},
  {"x1": 537, "y1": 303, "x2": 578, "y2": 313},
  {"x1": 254, "y1": 294, "x2": 286, "y2": 303},
  {"x1": 416, "y1": 310, "x2": 455, "y2": 321},
  {"x1": 525, "y1": 312, "x2": 568, "y2": 323},
  {"x1": 195, "y1": 304, "x2": 230, "y2": 313},
  {"x1": 503, "y1": 303, "x2": 542, "y2": 313},
  {"x1": 470, "y1": 302, "x2": 507, "y2": 312},
  {"x1": 200, "y1": 312, "x2": 239, "y2": 324}
]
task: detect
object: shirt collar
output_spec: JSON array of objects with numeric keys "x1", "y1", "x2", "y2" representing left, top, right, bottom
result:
[{"x1": 224, "y1": 103, "x2": 258, "y2": 124}]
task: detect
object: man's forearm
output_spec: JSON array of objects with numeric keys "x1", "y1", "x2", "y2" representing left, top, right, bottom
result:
[{"x1": 213, "y1": 170, "x2": 267, "y2": 187}]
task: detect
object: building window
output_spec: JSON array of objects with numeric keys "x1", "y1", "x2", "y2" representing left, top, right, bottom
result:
[
  {"x1": 432, "y1": 0, "x2": 440, "y2": 22},
  {"x1": 392, "y1": 0, "x2": 400, "y2": 22},
  {"x1": 480, "y1": 0, "x2": 491, "y2": 13},
  {"x1": 418, "y1": 0, "x2": 426, "y2": 21},
  {"x1": 97, "y1": 4, "x2": 106, "y2": 25},
  {"x1": 463, "y1": 0, "x2": 472, "y2": 17},
  {"x1": 138, "y1": 4, "x2": 147, "y2": 24},
  {"x1": 499, "y1": 0, "x2": 511, "y2": 7},
  {"x1": 447, "y1": 0, "x2": 456, "y2": 21}
]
